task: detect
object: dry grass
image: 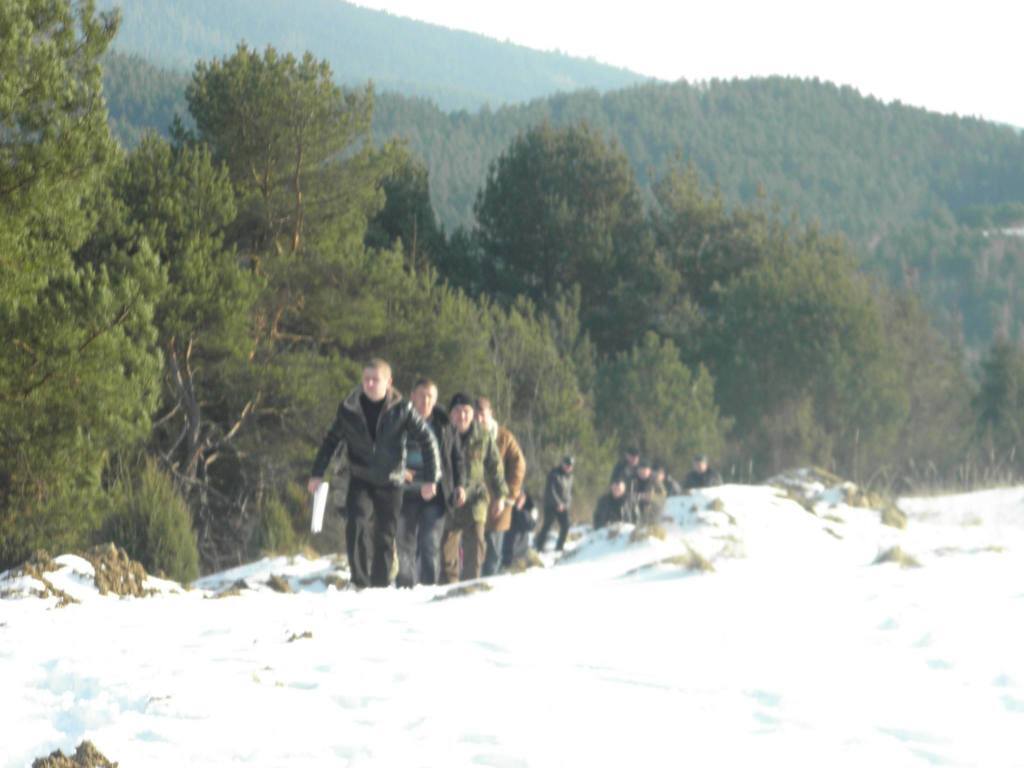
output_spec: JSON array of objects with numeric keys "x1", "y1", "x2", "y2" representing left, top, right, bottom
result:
[
  {"x1": 266, "y1": 574, "x2": 293, "y2": 593},
  {"x1": 624, "y1": 544, "x2": 715, "y2": 577},
  {"x1": 84, "y1": 543, "x2": 156, "y2": 598},
  {"x1": 432, "y1": 582, "x2": 494, "y2": 601},
  {"x1": 32, "y1": 741, "x2": 117, "y2": 767},
  {"x1": 629, "y1": 524, "x2": 668, "y2": 544},
  {"x1": 2, "y1": 551, "x2": 79, "y2": 607},
  {"x1": 873, "y1": 546, "x2": 921, "y2": 568},
  {"x1": 879, "y1": 504, "x2": 908, "y2": 529},
  {"x1": 210, "y1": 579, "x2": 250, "y2": 599}
]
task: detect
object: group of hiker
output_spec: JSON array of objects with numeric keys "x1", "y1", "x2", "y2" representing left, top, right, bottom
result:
[
  {"x1": 308, "y1": 358, "x2": 720, "y2": 590},
  {"x1": 593, "y1": 448, "x2": 722, "y2": 530}
]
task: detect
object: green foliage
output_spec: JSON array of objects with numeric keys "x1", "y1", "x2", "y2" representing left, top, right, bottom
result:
[
  {"x1": 102, "y1": 51, "x2": 190, "y2": 146},
  {"x1": 974, "y1": 340, "x2": 1024, "y2": 471},
  {"x1": 185, "y1": 44, "x2": 384, "y2": 257},
  {"x1": 102, "y1": 458, "x2": 200, "y2": 583},
  {"x1": 473, "y1": 122, "x2": 659, "y2": 353},
  {"x1": 250, "y1": 492, "x2": 299, "y2": 557},
  {"x1": 597, "y1": 332, "x2": 727, "y2": 472},
  {"x1": 365, "y1": 148, "x2": 447, "y2": 273},
  {"x1": 704, "y1": 225, "x2": 907, "y2": 477},
  {"x1": 0, "y1": 0, "x2": 121, "y2": 306},
  {"x1": 0, "y1": 0, "x2": 163, "y2": 571},
  {"x1": 864, "y1": 209, "x2": 1024, "y2": 354}
]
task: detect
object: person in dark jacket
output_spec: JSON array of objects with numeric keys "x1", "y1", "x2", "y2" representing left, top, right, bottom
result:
[
  {"x1": 610, "y1": 447, "x2": 640, "y2": 487},
  {"x1": 395, "y1": 378, "x2": 465, "y2": 587},
  {"x1": 308, "y1": 359, "x2": 440, "y2": 589},
  {"x1": 593, "y1": 479, "x2": 630, "y2": 529},
  {"x1": 634, "y1": 459, "x2": 660, "y2": 525},
  {"x1": 654, "y1": 462, "x2": 683, "y2": 496},
  {"x1": 683, "y1": 454, "x2": 723, "y2": 489},
  {"x1": 500, "y1": 489, "x2": 539, "y2": 569},
  {"x1": 535, "y1": 456, "x2": 574, "y2": 552}
]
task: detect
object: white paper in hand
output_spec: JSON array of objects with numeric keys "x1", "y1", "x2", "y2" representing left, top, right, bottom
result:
[{"x1": 311, "y1": 481, "x2": 329, "y2": 534}]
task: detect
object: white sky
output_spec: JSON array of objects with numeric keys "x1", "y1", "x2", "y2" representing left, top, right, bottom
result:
[{"x1": 350, "y1": 0, "x2": 1024, "y2": 127}]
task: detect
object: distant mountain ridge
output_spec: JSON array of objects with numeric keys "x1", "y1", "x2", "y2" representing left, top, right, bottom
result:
[{"x1": 95, "y1": 0, "x2": 653, "y2": 111}]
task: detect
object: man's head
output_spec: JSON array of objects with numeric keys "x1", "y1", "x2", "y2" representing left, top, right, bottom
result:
[
  {"x1": 637, "y1": 459, "x2": 652, "y2": 479},
  {"x1": 361, "y1": 358, "x2": 392, "y2": 402},
  {"x1": 610, "y1": 479, "x2": 626, "y2": 498},
  {"x1": 561, "y1": 455, "x2": 575, "y2": 473},
  {"x1": 625, "y1": 446, "x2": 640, "y2": 466},
  {"x1": 475, "y1": 396, "x2": 496, "y2": 429},
  {"x1": 410, "y1": 378, "x2": 438, "y2": 419},
  {"x1": 449, "y1": 392, "x2": 475, "y2": 434},
  {"x1": 653, "y1": 462, "x2": 666, "y2": 482},
  {"x1": 694, "y1": 454, "x2": 709, "y2": 473}
]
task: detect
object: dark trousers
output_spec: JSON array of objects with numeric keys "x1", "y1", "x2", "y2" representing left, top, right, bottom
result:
[
  {"x1": 417, "y1": 499, "x2": 446, "y2": 586},
  {"x1": 442, "y1": 508, "x2": 485, "y2": 583},
  {"x1": 482, "y1": 530, "x2": 505, "y2": 577},
  {"x1": 535, "y1": 508, "x2": 570, "y2": 552},
  {"x1": 501, "y1": 529, "x2": 531, "y2": 567},
  {"x1": 345, "y1": 477, "x2": 403, "y2": 588},
  {"x1": 396, "y1": 493, "x2": 445, "y2": 587}
]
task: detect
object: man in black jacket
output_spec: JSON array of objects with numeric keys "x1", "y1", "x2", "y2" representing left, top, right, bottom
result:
[
  {"x1": 593, "y1": 479, "x2": 630, "y2": 529},
  {"x1": 308, "y1": 359, "x2": 440, "y2": 588},
  {"x1": 683, "y1": 454, "x2": 723, "y2": 489},
  {"x1": 396, "y1": 378, "x2": 465, "y2": 587},
  {"x1": 501, "y1": 489, "x2": 538, "y2": 569},
  {"x1": 535, "y1": 456, "x2": 574, "y2": 553}
]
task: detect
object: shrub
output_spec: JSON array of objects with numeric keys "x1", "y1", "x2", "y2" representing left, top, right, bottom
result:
[
  {"x1": 102, "y1": 459, "x2": 199, "y2": 583},
  {"x1": 250, "y1": 494, "x2": 299, "y2": 557},
  {"x1": 873, "y1": 546, "x2": 921, "y2": 568}
]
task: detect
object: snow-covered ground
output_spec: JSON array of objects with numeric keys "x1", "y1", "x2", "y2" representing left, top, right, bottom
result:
[{"x1": 2, "y1": 477, "x2": 1023, "y2": 767}]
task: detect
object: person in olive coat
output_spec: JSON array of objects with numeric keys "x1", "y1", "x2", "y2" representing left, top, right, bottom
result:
[
  {"x1": 441, "y1": 393, "x2": 508, "y2": 583},
  {"x1": 308, "y1": 359, "x2": 440, "y2": 589}
]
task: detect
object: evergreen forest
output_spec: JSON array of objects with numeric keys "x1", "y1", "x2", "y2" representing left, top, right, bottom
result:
[{"x1": 4, "y1": 1, "x2": 1024, "y2": 577}]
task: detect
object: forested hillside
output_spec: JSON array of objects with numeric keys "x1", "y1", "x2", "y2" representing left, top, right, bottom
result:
[
  {"x1": 372, "y1": 79, "x2": 1024, "y2": 238},
  {"x1": 95, "y1": 0, "x2": 649, "y2": 111},
  {"x1": 8, "y1": 1, "x2": 1024, "y2": 581}
]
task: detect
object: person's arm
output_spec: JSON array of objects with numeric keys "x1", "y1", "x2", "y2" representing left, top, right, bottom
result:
[
  {"x1": 309, "y1": 405, "x2": 345, "y2": 492},
  {"x1": 405, "y1": 405, "x2": 440, "y2": 499},
  {"x1": 549, "y1": 470, "x2": 569, "y2": 511},
  {"x1": 505, "y1": 432, "x2": 527, "y2": 500},
  {"x1": 448, "y1": 427, "x2": 467, "y2": 506},
  {"x1": 484, "y1": 434, "x2": 509, "y2": 501}
]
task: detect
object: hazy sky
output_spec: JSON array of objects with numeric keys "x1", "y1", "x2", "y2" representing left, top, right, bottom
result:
[{"x1": 350, "y1": 0, "x2": 1023, "y2": 127}]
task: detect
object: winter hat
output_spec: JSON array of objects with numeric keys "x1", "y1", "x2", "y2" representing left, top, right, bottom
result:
[
  {"x1": 562, "y1": 455, "x2": 575, "y2": 467},
  {"x1": 449, "y1": 392, "x2": 474, "y2": 410}
]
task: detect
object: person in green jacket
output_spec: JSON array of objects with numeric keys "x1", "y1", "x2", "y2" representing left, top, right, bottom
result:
[{"x1": 441, "y1": 392, "x2": 508, "y2": 582}]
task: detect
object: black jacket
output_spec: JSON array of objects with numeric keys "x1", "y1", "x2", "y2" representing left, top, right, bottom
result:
[
  {"x1": 311, "y1": 387, "x2": 440, "y2": 488},
  {"x1": 544, "y1": 465, "x2": 573, "y2": 513},
  {"x1": 593, "y1": 492, "x2": 630, "y2": 529},
  {"x1": 404, "y1": 405, "x2": 464, "y2": 511},
  {"x1": 510, "y1": 492, "x2": 539, "y2": 533},
  {"x1": 610, "y1": 458, "x2": 637, "y2": 486},
  {"x1": 683, "y1": 467, "x2": 722, "y2": 489}
]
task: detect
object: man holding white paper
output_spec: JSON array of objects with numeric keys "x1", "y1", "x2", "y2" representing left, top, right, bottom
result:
[{"x1": 308, "y1": 358, "x2": 440, "y2": 588}]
